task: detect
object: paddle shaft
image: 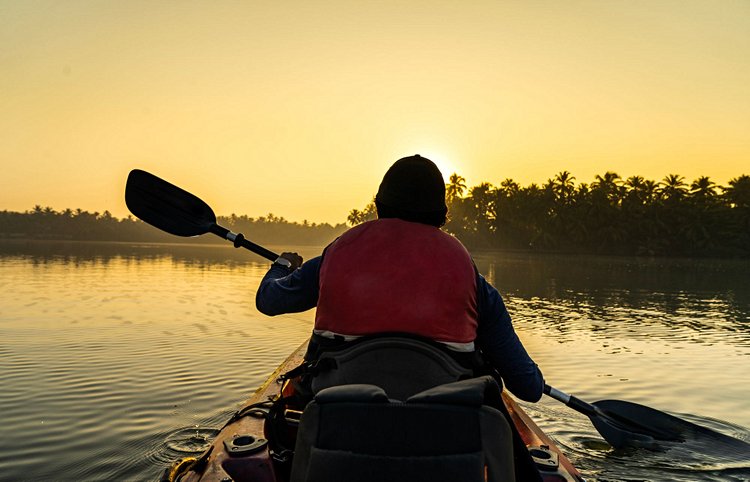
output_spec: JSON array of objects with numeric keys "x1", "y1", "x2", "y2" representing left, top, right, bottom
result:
[
  {"x1": 544, "y1": 384, "x2": 598, "y2": 417},
  {"x1": 209, "y1": 224, "x2": 280, "y2": 262}
]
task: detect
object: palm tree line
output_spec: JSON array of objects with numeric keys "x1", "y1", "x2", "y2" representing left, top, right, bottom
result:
[
  {"x1": 4, "y1": 171, "x2": 749, "y2": 257},
  {"x1": 350, "y1": 172, "x2": 750, "y2": 257},
  {"x1": 0, "y1": 206, "x2": 347, "y2": 246}
]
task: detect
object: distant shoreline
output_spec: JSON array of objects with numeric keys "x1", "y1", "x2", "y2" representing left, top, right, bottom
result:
[
  {"x1": 4, "y1": 238, "x2": 750, "y2": 264},
  {"x1": 0, "y1": 238, "x2": 326, "y2": 248}
]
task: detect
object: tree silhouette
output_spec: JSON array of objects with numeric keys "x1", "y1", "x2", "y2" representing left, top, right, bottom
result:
[
  {"x1": 724, "y1": 175, "x2": 750, "y2": 208},
  {"x1": 346, "y1": 198, "x2": 377, "y2": 226},
  {"x1": 5, "y1": 170, "x2": 750, "y2": 259},
  {"x1": 551, "y1": 171, "x2": 576, "y2": 204},
  {"x1": 1, "y1": 207, "x2": 346, "y2": 246},
  {"x1": 446, "y1": 173, "x2": 467, "y2": 202},
  {"x1": 690, "y1": 176, "x2": 717, "y2": 199},
  {"x1": 661, "y1": 174, "x2": 687, "y2": 201}
]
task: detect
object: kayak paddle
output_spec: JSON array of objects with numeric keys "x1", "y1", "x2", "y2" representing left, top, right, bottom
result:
[
  {"x1": 544, "y1": 384, "x2": 750, "y2": 451},
  {"x1": 125, "y1": 169, "x2": 290, "y2": 266},
  {"x1": 544, "y1": 384, "x2": 686, "y2": 448}
]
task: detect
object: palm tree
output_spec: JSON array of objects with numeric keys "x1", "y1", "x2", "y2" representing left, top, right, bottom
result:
[
  {"x1": 551, "y1": 171, "x2": 576, "y2": 204},
  {"x1": 468, "y1": 183, "x2": 495, "y2": 220},
  {"x1": 591, "y1": 171, "x2": 623, "y2": 204},
  {"x1": 592, "y1": 172, "x2": 621, "y2": 188},
  {"x1": 660, "y1": 174, "x2": 687, "y2": 201},
  {"x1": 446, "y1": 173, "x2": 467, "y2": 201},
  {"x1": 689, "y1": 176, "x2": 717, "y2": 199},
  {"x1": 499, "y1": 178, "x2": 520, "y2": 195},
  {"x1": 347, "y1": 199, "x2": 377, "y2": 226},
  {"x1": 347, "y1": 209, "x2": 365, "y2": 226},
  {"x1": 466, "y1": 183, "x2": 496, "y2": 244},
  {"x1": 642, "y1": 180, "x2": 660, "y2": 204},
  {"x1": 626, "y1": 175, "x2": 645, "y2": 189},
  {"x1": 624, "y1": 175, "x2": 646, "y2": 204},
  {"x1": 723, "y1": 175, "x2": 750, "y2": 208},
  {"x1": 721, "y1": 175, "x2": 750, "y2": 255}
]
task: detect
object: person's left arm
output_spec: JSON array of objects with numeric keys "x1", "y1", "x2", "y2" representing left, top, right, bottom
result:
[{"x1": 474, "y1": 273, "x2": 545, "y2": 402}]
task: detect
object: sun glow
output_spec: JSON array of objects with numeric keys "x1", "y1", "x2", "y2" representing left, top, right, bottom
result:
[
  {"x1": 413, "y1": 150, "x2": 461, "y2": 182},
  {"x1": 1, "y1": 2, "x2": 748, "y2": 224}
]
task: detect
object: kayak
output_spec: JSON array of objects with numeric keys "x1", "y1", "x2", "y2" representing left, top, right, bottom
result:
[
  {"x1": 163, "y1": 340, "x2": 586, "y2": 482},
  {"x1": 130, "y1": 168, "x2": 726, "y2": 476}
]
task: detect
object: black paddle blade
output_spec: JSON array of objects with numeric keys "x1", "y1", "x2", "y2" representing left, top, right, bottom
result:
[
  {"x1": 590, "y1": 400, "x2": 682, "y2": 448},
  {"x1": 592, "y1": 399, "x2": 750, "y2": 451},
  {"x1": 545, "y1": 384, "x2": 750, "y2": 451},
  {"x1": 125, "y1": 169, "x2": 217, "y2": 237}
]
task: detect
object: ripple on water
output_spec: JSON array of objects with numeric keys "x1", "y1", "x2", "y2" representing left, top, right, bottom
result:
[{"x1": 163, "y1": 426, "x2": 221, "y2": 455}]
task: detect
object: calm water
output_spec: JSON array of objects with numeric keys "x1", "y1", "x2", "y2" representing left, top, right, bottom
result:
[{"x1": 1, "y1": 241, "x2": 749, "y2": 481}]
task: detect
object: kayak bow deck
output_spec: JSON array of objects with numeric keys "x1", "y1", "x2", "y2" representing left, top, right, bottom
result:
[{"x1": 165, "y1": 341, "x2": 585, "y2": 482}]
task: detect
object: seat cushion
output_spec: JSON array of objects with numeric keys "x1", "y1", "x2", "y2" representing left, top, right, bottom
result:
[
  {"x1": 290, "y1": 380, "x2": 516, "y2": 482},
  {"x1": 303, "y1": 448, "x2": 485, "y2": 482}
]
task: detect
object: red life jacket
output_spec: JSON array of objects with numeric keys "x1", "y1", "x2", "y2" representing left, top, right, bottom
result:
[{"x1": 315, "y1": 218, "x2": 478, "y2": 344}]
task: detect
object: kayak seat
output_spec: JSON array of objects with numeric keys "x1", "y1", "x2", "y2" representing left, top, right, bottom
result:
[
  {"x1": 290, "y1": 376, "x2": 515, "y2": 482},
  {"x1": 310, "y1": 336, "x2": 475, "y2": 401}
]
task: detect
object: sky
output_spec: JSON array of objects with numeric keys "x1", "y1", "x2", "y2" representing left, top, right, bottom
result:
[{"x1": 2, "y1": 0, "x2": 749, "y2": 224}]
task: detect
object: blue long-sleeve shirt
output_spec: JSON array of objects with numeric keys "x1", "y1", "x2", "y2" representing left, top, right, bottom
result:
[{"x1": 256, "y1": 256, "x2": 544, "y2": 402}]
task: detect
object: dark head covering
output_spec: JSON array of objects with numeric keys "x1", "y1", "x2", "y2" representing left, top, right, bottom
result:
[{"x1": 375, "y1": 155, "x2": 447, "y2": 226}]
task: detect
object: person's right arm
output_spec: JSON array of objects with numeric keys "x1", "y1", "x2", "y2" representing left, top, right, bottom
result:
[{"x1": 255, "y1": 256, "x2": 321, "y2": 315}]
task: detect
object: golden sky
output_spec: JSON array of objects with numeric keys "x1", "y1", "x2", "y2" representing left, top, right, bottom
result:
[{"x1": 2, "y1": 1, "x2": 749, "y2": 224}]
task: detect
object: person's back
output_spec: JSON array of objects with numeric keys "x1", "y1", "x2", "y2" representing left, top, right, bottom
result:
[
  {"x1": 255, "y1": 154, "x2": 544, "y2": 402},
  {"x1": 315, "y1": 217, "x2": 478, "y2": 349}
]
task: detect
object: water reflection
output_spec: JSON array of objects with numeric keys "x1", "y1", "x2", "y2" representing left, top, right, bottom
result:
[
  {"x1": 474, "y1": 252, "x2": 750, "y2": 481},
  {"x1": 474, "y1": 252, "x2": 750, "y2": 347},
  {"x1": 2, "y1": 242, "x2": 749, "y2": 481},
  {"x1": 0, "y1": 239, "x2": 322, "y2": 265},
  {"x1": 0, "y1": 242, "x2": 315, "y2": 481}
]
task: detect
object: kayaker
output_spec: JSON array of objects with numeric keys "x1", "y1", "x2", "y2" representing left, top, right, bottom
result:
[{"x1": 256, "y1": 155, "x2": 544, "y2": 402}]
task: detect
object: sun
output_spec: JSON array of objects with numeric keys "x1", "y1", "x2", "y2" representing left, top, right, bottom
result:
[{"x1": 416, "y1": 150, "x2": 462, "y2": 180}]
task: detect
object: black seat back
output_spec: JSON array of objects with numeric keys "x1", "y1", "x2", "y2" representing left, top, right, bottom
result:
[
  {"x1": 311, "y1": 337, "x2": 474, "y2": 401},
  {"x1": 290, "y1": 376, "x2": 515, "y2": 482}
]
